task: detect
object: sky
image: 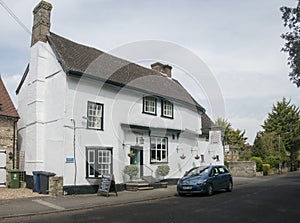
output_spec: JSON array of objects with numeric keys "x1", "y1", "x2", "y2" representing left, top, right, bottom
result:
[{"x1": 0, "y1": 0, "x2": 299, "y2": 144}]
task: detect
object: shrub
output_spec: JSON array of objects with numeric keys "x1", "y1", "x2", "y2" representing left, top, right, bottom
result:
[
  {"x1": 262, "y1": 164, "x2": 270, "y2": 176},
  {"x1": 224, "y1": 160, "x2": 229, "y2": 168},
  {"x1": 123, "y1": 165, "x2": 139, "y2": 180},
  {"x1": 250, "y1": 156, "x2": 263, "y2": 172},
  {"x1": 264, "y1": 155, "x2": 281, "y2": 169},
  {"x1": 156, "y1": 165, "x2": 170, "y2": 179}
]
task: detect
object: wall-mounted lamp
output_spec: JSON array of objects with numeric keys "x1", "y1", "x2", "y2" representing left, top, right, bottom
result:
[
  {"x1": 122, "y1": 142, "x2": 132, "y2": 149},
  {"x1": 8, "y1": 152, "x2": 13, "y2": 160}
]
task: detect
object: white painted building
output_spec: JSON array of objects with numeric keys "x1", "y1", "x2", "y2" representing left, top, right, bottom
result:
[{"x1": 17, "y1": 1, "x2": 224, "y2": 193}]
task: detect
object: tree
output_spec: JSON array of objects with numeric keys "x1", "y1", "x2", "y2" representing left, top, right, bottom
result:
[
  {"x1": 290, "y1": 135, "x2": 300, "y2": 170},
  {"x1": 281, "y1": 1, "x2": 300, "y2": 87},
  {"x1": 253, "y1": 132, "x2": 286, "y2": 161},
  {"x1": 261, "y1": 98, "x2": 300, "y2": 168},
  {"x1": 215, "y1": 118, "x2": 248, "y2": 151},
  {"x1": 215, "y1": 118, "x2": 231, "y2": 143}
]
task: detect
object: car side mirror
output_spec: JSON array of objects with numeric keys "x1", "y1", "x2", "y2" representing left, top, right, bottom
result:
[{"x1": 184, "y1": 171, "x2": 188, "y2": 176}]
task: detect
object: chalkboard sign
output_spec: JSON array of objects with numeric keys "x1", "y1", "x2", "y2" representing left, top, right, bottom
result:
[{"x1": 97, "y1": 174, "x2": 118, "y2": 197}]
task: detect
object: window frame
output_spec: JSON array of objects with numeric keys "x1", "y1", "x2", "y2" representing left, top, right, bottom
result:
[
  {"x1": 161, "y1": 99, "x2": 174, "y2": 119},
  {"x1": 142, "y1": 96, "x2": 157, "y2": 116},
  {"x1": 86, "y1": 147, "x2": 113, "y2": 179},
  {"x1": 87, "y1": 101, "x2": 104, "y2": 130},
  {"x1": 150, "y1": 136, "x2": 168, "y2": 164}
]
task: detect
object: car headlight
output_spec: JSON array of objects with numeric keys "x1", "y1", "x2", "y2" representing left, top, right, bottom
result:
[
  {"x1": 196, "y1": 179, "x2": 207, "y2": 185},
  {"x1": 177, "y1": 179, "x2": 185, "y2": 185}
]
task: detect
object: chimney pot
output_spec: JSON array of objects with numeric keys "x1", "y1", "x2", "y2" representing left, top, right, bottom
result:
[{"x1": 31, "y1": 1, "x2": 53, "y2": 46}]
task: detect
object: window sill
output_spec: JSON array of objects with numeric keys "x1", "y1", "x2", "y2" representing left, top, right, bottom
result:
[
  {"x1": 86, "y1": 127, "x2": 104, "y2": 131},
  {"x1": 142, "y1": 111, "x2": 157, "y2": 116},
  {"x1": 150, "y1": 161, "x2": 169, "y2": 165},
  {"x1": 86, "y1": 177, "x2": 100, "y2": 179},
  {"x1": 161, "y1": 115, "x2": 174, "y2": 119}
]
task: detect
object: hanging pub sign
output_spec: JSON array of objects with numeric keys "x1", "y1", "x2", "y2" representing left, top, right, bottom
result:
[{"x1": 97, "y1": 174, "x2": 118, "y2": 197}]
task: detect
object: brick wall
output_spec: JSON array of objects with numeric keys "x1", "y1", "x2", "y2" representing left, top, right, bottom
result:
[{"x1": 227, "y1": 161, "x2": 256, "y2": 177}]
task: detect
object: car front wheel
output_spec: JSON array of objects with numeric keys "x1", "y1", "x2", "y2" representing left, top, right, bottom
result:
[
  {"x1": 226, "y1": 181, "x2": 233, "y2": 192},
  {"x1": 206, "y1": 184, "x2": 213, "y2": 196}
]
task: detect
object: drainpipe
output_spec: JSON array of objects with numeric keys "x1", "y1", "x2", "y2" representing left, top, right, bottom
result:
[
  {"x1": 12, "y1": 119, "x2": 18, "y2": 169},
  {"x1": 70, "y1": 119, "x2": 77, "y2": 194}
]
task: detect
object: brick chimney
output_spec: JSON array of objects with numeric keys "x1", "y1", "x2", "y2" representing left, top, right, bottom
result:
[
  {"x1": 31, "y1": 1, "x2": 52, "y2": 46},
  {"x1": 151, "y1": 62, "x2": 172, "y2": 78}
]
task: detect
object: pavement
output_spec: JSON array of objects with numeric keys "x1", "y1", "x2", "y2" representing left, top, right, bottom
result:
[{"x1": 0, "y1": 176, "x2": 276, "y2": 220}]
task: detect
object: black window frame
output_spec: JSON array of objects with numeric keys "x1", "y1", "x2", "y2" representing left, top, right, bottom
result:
[
  {"x1": 87, "y1": 101, "x2": 104, "y2": 130},
  {"x1": 142, "y1": 96, "x2": 157, "y2": 116},
  {"x1": 161, "y1": 99, "x2": 174, "y2": 119},
  {"x1": 86, "y1": 147, "x2": 113, "y2": 179}
]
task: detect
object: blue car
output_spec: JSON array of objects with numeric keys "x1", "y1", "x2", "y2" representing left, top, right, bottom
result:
[{"x1": 177, "y1": 165, "x2": 233, "y2": 196}]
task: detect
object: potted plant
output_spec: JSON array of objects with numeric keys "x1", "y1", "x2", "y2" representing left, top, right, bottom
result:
[
  {"x1": 127, "y1": 150, "x2": 135, "y2": 158},
  {"x1": 123, "y1": 165, "x2": 139, "y2": 181},
  {"x1": 156, "y1": 165, "x2": 170, "y2": 188},
  {"x1": 180, "y1": 154, "x2": 186, "y2": 159}
]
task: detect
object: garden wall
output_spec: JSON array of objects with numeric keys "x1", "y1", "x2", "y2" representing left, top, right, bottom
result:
[{"x1": 227, "y1": 161, "x2": 256, "y2": 177}]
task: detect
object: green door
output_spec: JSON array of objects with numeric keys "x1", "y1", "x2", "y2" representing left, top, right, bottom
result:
[{"x1": 130, "y1": 146, "x2": 143, "y2": 178}]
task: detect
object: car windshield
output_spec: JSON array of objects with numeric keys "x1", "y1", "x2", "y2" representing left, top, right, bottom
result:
[{"x1": 184, "y1": 166, "x2": 209, "y2": 177}]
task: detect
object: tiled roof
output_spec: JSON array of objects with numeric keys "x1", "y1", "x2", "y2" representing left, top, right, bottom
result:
[
  {"x1": 0, "y1": 76, "x2": 19, "y2": 118},
  {"x1": 47, "y1": 32, "x2": 205, "y2": 111},
  {"x1": 201, "y1": 112, "x2": 214, "y2": 135}
]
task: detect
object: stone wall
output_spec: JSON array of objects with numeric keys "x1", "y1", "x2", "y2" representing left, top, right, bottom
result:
[
  {"x1": 227, "y1": 161, "x2": 256, "y2": 177},
  {"x1": 49, "y1": 176, "x2": 63, "y2": 196},
  {"x1": 0, "y1": 116, "x2": 17, "y2": 184}
]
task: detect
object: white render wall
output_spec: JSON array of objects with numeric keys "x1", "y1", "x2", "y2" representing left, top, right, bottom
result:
[
  {"x1": 62, "y1": 74, "x2": 224, "y2": 185},
  {"x1": 18, "y1": 41, "x2": 66, "y2": 175},
  {"x1": 18, "y1": 40, "x2": 224, "y2": 187}
]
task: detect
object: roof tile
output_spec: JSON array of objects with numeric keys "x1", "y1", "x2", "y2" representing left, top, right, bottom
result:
[
  {"x1": 0, "y1": 76, "x2": 19, "y2": 118},
  {"x1": 47, "y1": 32, "x2": 205, "y2": 111}
]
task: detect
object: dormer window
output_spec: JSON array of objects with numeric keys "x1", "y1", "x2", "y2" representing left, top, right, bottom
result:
[
  {"x1": 143, "y1": 96, "x2": 157, "y2": 115},
  {"x1": 161, "y1": 100, "x2": 173, "y2": 119}
]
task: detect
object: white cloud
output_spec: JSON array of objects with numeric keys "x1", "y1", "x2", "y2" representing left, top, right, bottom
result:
[{"x1": 230, "y1": 116, "x2": 264, "y2": 144}]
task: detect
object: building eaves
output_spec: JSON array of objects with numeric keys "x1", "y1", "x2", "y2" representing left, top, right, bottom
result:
[{"x1": 16, "y1": 64, "x2": 29, "y2": 95}]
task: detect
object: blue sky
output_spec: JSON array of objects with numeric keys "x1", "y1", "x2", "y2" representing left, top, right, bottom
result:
[{"x1": 0, "y1": 0, "x2": 299, "y2": 144}]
